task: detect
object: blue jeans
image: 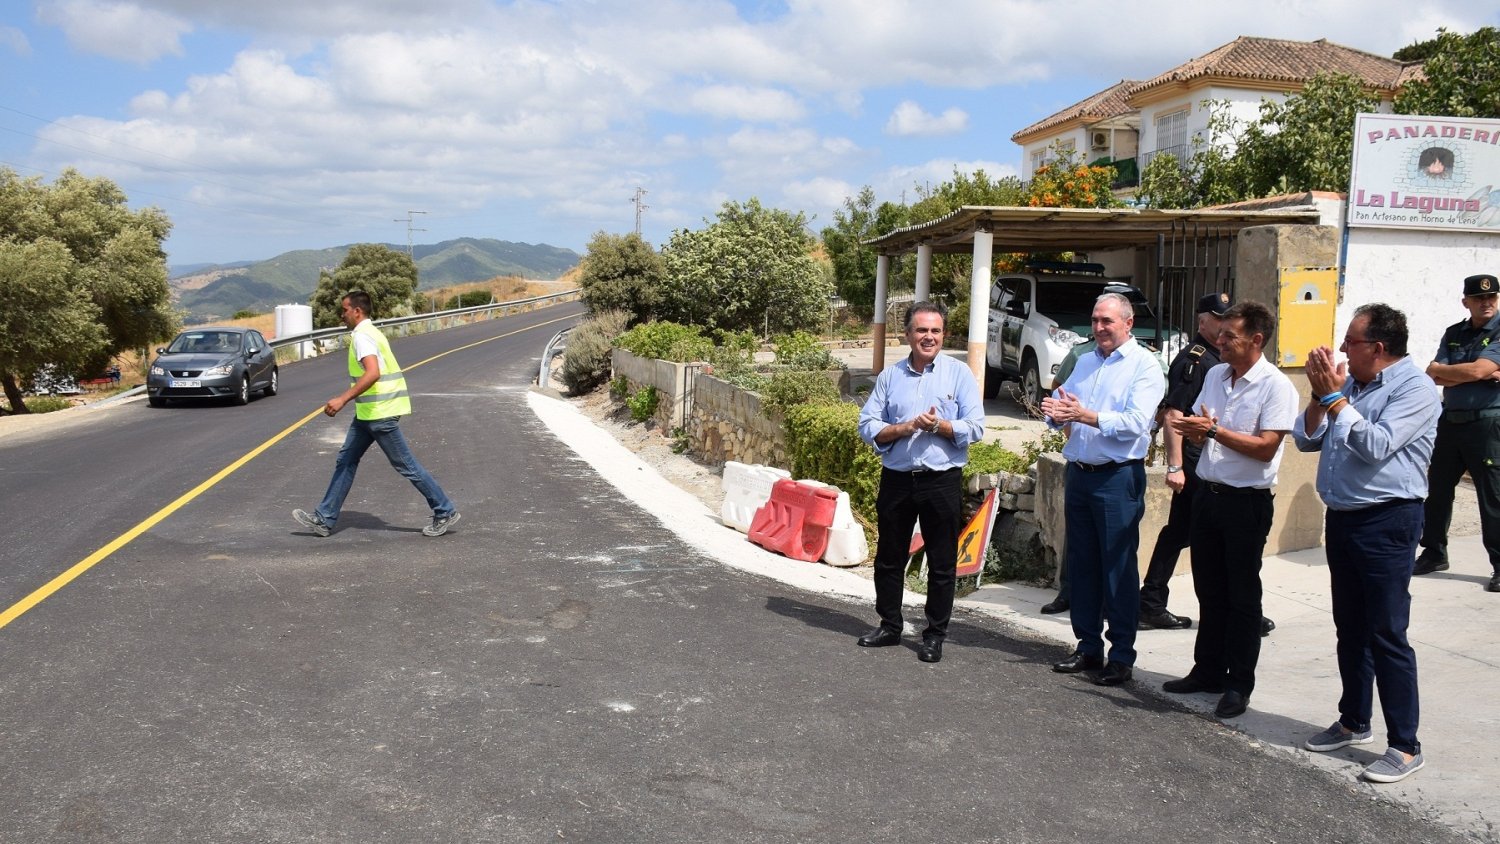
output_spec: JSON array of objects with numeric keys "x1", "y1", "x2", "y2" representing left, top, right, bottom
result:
[
  {"x1": 315, "y1": 417, "x2": 455, "y2": 528},
  {"x1": 1064, "y1": 461, "x2": 1145, "y2": 666},
  {"x1": 1326, "y1": 500, "x2": 1423, "y2": 755}
]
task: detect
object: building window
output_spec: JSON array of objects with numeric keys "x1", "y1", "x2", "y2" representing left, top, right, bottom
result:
[{"x1": 1155, "y1": 108, "x2": 1188, "y2": 152}]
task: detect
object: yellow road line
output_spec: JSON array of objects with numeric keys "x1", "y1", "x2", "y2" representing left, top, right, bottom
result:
[{"x1": 0, "y1": 312, "x2": 578, "y2": 632}]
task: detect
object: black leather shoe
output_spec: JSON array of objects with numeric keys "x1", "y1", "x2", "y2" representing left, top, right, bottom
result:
[
  {"x1": 1489, "y1": 574, "x2": 1500, "y2": 593},
  {"x1": 1052, "y1": 650, "x2": 1104, "y2": 673},
  {"x1": 1139, "y1": 610, "x2": 1193, "y2": 630},
  {"x1": 918, "y1": 639, "x2": 943, "y2": 663},
  {"x1": 1040, "y1": 597, "x2": 1070, "y2": 614},
  {"x1": 1260, "y1": 616, "x2": 1276, "y2": 637},
  {"x1": 1092, "y1": 661, "x2": 1133, "y2": 686},
  {"x1": 1214, "y1": 690, "x2": 1249, "y2": 718},
  {"x1": 857, "y1": 627, "x2": 901, "y2": 648},
  {"x1": 1413, "y1": 551, "x2": 1449, "y2": 576},
  {"x1": 1162, "y1": 675, "x2": 1224, "y2": 694}
]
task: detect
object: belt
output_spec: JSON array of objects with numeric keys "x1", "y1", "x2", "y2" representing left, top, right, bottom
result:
[
  {"x1": 885, "y1": 466, "x2": 959, "y2": 477},
  {"x1": 1204, "y1": 481, "x2": 1272, "y2": 496},
  {"x1": 1069, "y1": 459, "x2": 1144, "y2": 473},
  {"x1": 1442, "y1": 407, "x2": 1500, "y2": 424}
]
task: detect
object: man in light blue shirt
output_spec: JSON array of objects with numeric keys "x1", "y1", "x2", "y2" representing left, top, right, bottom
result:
[
  {"x1": 1041, "y1": 293, "x2": 1165, "y2": 686},
  {"x1": 856, "y1": 303, "x2": 985, "y2": 663},
  {"x1": 1293, "y1": 303, "x2": 1439, "y2": 785}
]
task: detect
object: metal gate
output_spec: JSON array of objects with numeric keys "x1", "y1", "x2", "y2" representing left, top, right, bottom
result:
[{"x1": 1153, "y1": 221, "x2": 1236, "y2": 348}]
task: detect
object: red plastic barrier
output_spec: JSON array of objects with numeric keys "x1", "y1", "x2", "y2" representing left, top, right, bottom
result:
[{"x1": 748, "y1": 479, "x2": 840, "y2": 562}]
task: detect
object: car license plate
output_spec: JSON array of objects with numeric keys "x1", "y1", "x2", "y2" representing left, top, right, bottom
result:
[{"x1": 170, "y1": 379, "x2": 201, "y2": 388}]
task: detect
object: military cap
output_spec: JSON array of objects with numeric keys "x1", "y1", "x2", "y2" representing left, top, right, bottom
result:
[
  {"x1": 1196, "y1": 291, "x2": 1232, "y2": 316},
  {"x1": 1464, "y1": 274, "x2": 1498, "y2": 296}
]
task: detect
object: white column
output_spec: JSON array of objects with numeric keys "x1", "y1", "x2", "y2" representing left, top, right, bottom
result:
[
  {"x1": 967, "y1": 230, "x2": 993, "y2": 383},
  {"x1": 873, "y1": 254, "x2": 890, "y2": 372},
  {"x1": 915, "y1": 243, "x2": 933, "y2": 303}
]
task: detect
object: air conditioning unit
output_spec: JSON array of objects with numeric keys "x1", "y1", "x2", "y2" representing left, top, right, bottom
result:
[{"x1": 1091, "y1": 131, "x2": 1109, "y2": 151}]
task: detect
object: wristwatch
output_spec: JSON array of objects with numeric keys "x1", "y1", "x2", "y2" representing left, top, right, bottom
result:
[
  {"x1": 1166, "y1": 464, "x2": 1182, "y2": 473},
  {"x1": 1206, "y1": 423, "x2": 1219, "y2": 440}
]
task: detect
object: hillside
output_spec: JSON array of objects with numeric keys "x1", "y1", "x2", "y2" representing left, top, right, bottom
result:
[{"x1": 171, "y1": 238, "x2": 581, "y2": 321}]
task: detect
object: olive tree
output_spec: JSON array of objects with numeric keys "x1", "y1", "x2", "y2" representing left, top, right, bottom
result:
[
  {"x1": 0, "y1": 168, "x2": 175, "y2": 413},
  {"x1": 577, "y1": 231, "x2": 664, "y2": 324},
  {"x1": 309, "y1": 243, "x2": 419, "y2": 327},
  {"x1": 659, "y1": 198, "x2": 832, "y2": 336}
]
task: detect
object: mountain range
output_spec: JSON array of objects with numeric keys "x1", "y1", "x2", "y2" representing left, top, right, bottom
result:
[{"x1": 170, "y1": 238, "x2": 581, "y2": 322}]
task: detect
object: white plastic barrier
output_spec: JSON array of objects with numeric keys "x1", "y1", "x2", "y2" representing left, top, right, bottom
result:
[
  {"x1": 798, "y1": 479, "x2": 869, "y2": 567},
  {"x1": 720, "y1": 461, "x2": 791, "y2": 533}
]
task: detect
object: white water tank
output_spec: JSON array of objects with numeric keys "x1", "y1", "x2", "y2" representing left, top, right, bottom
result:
[{"x1": 274, "y1": 303, "x2": 314, "y2": 360}]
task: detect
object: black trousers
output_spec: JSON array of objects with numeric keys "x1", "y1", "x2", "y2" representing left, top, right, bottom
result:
[
  {"x1": 1140, "y1": 451, "x2": 1201, "y2": 613},
  {"x1": 1421, "y1": 414, "x2": 1500, "y2": 572},
  {"x1": 872, "y1": 467, "x2": 963, "y2": 640},
  {"x1": 1187, "y1": 483, "x2": 1274, "y2": 697}
]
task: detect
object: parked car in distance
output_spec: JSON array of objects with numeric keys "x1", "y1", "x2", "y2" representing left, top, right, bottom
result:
[
  {"x1": 147, "y1": 327, "x2": 278, "y2": 407},
  {"x1": 984, "y1": 262, "x2": 1183, "y2": 401}
]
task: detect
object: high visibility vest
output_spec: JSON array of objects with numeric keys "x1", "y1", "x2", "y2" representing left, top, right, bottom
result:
[{"x1": 349, "y1": 321, "x2": 412, "y2": 420}]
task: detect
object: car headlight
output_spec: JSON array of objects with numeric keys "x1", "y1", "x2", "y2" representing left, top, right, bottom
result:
[
  {"x1": 1048, "y1": 326, "x2": 1083, "y2": 346},
  {"x1": 203, "y1": 364, "x2": 235, "y2": 377},
  {"x1": 150, "y1": 365, "x2": 165, "y2": 375}
]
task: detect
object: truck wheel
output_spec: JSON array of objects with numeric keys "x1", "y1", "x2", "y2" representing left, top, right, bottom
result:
[
  {"x1": 1021, "y1": 354, "x2": 1044, "y2": 404},
  {"x1": 983, "y1": 363, "x2": 1002, "y2": 399}
]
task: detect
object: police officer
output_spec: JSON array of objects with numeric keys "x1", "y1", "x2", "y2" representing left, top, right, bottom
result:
[
  {"x1": 1139, "y1": 291, "x2": 1228, "y2": 629},
  {"x1": 1416, "y1": 273, "x2": 1500, "y2": 593}
]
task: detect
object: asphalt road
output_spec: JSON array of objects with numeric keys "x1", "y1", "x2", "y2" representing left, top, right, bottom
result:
[{"x1": 0, "y1": 303, "x2": 1470, "y2": 843}]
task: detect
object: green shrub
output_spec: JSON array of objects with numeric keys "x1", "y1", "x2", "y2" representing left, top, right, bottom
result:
[
  {"x1": 626, "y1": 385, "x2": 659, "y2": 422},
  {"x1": 21, "y1": 396, "x2": 73, "y2": 413},
  {"x1": 609, "y1": 375, "x2": 630, "y2": 400},
  {"x1": 944, "y1": 300, "x2": 969, "y2": 349},
  {"x1": 783, "y1": 402, "x2": 883, "y2": 526},
  {"x1": 560, "y1": 310, "x2": 631, "y2": 394},
  {"x1": 964, "y1": 440, "x2": 1031, "y2": 480},
  {"x1": 760, "y1": 370, "x2": 841, "y2": 416},
  {"x1": 615, "y1": 321, "x2": 712, "y2": 361},
  {"x1": 231, "y1": 309, "x2": 262, "y2": 320},
  {"x1": 445, "y1": 290, "x2": 493, "y2": 309}
]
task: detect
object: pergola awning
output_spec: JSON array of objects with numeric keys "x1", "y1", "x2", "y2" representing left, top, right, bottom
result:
[{"x1": 862, "y1": 205, "x2": 1323, "y2": 255}]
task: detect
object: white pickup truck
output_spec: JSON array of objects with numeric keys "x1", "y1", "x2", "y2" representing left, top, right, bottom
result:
[{"x1": 984, "y1": 264, "x2": 1182, "y2": 401}]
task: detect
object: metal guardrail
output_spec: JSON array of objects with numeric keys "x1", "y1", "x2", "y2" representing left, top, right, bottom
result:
[
  {"x1": 269, "y1": 289, "x2": 581, "y2": 356},
  {"x1": 537, "y1": 327, "x2": 572, "y2": 386}
]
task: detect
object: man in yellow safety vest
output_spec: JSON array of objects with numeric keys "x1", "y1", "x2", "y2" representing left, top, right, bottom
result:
[{"x1": 293, "y1": 290, "x2": 460, "y2": 538}]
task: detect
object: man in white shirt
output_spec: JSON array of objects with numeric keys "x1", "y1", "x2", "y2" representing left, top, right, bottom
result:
[{"x1": 1164, "y1": 301, "x2": 1298, "y2": 719}]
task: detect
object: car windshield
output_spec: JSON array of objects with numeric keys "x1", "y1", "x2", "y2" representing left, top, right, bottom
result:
[{"x1": 168, "y1": 331, "x2": 240, "y2": 355}]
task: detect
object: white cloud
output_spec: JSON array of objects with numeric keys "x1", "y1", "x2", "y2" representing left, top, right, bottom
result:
[
  {"x1": 885, "y1": 101, "x2": 968, "y2": 137},
  {"x1": 0, "y1": 26, "x2": 30, "y2": 56},
  {"x1": 783, "y1": 176, "x2": 856, "y2": 215},
  {"x1": 37, "y1": 0, "x2": 191, "y2": 63},
  {"x1": 685, "y1": 85, "x2": 806, "y2": 122}
]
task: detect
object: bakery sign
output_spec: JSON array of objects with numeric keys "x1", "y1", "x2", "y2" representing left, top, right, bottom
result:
[{"x1": 1348, "y1": 112, "x2": 1500, "y2": 232}]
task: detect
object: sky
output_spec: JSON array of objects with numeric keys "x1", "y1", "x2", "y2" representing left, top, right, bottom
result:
[{"x1": 2, "y1": 1, "x2": 1499, "y2": 269}]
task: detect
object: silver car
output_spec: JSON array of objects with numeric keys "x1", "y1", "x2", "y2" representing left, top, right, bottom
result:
[{"x1": 147, "y1": 327, "x2": 278, "y2": 407}]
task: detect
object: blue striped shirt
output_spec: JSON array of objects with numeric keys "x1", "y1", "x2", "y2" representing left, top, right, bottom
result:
[
  {"x1": 859, "y1": 352, "x2": 985, "y2": 471},
  {"x1": 1291, "y1": 356, "x2": 1440, "y2": 511}
]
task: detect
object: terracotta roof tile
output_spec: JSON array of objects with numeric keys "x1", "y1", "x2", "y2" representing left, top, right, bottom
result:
[
  {"x1": 1010, "y1": 79, "x2": 1139, "y2": 143},
  {"x1": 1128, "y1": 36, "x2": 1411, "y2": 99}
]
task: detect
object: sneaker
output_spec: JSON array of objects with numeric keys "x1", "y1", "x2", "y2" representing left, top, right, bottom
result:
[
  {"x1": 293, "y1": 508, "x2": 331, "y2": 537},
  {"x1": 1413, "y1": 550, "x2": 1449, "y2": 576},
  {"x1": 1305, "y1": 721, "x2": 1374, "y2": 752},
  {"x1": 1362, "y1": 748, "x2": 1425, "y2": 783},
  {"x1": 423, "y1": 511, "x2": 461, "y2": 537}
]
